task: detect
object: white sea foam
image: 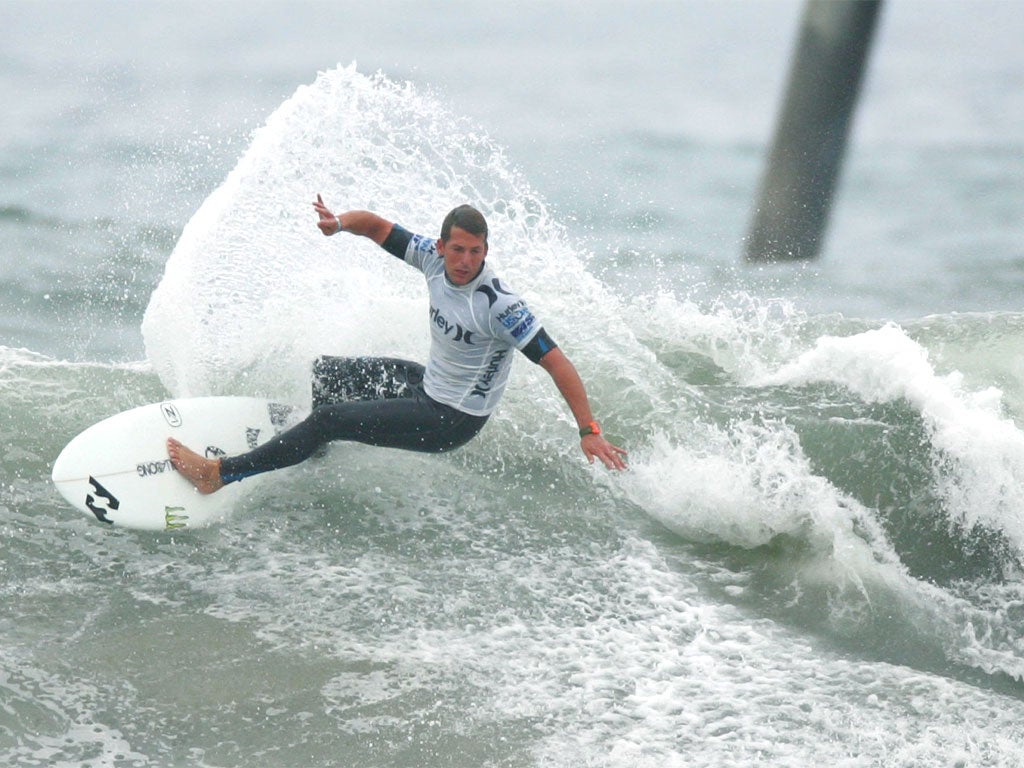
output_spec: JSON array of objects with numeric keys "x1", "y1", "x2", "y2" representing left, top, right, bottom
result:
[
  {"x1": 761, "y1": 322, "x2": 1024, "y2": 550},
  {"x1": 142, "y1": 65, "x2": 577, "y2": 403},
  {"x1": 188, "y1": 514, "x2": 1024, "y2": 767}
]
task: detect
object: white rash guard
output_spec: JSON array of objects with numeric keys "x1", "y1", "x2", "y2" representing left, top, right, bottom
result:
[{"x1": 385, "y1": 224, "x2": 555, "y2": 416}]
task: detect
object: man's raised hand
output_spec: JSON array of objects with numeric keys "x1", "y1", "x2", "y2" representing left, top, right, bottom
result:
[{"x1": 313, "y1": 194, "x2": 341, "y2": 236}]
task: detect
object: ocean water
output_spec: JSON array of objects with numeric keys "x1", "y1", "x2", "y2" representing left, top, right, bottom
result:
[{"x1": 4, "y1": 1, "x2": 1024, "y2": 766}]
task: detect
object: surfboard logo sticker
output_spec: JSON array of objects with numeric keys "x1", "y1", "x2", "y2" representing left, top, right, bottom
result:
[
  {"x1": 85, "y1": 476, "x2": 119, "y2": 524},
  {"x1": 160, "y1": 402, "x2": 183, "y2": 428},
  {"x1": 137, "y1": 458, "x2": 174, "y2": 478},
  {"x1": 164, "y1": 506, "x2": 189, "y2": 530}
]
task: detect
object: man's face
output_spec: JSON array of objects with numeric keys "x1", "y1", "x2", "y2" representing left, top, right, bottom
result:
[{"x1": 437, "y1": 226, "x2": 487, "y2": 286}]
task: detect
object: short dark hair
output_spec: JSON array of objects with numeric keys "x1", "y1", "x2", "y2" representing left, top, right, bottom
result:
[{"x1": 440, "y1": 204, "x2": 488, "y2": 244}]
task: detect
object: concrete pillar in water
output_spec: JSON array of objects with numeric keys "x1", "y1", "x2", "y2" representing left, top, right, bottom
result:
[{"x1": 745, "y1": 0, "x2": 882, "y2": 262}]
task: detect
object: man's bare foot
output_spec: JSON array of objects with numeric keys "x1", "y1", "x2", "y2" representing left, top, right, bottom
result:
[{"x1": 167, "y1": 438, "x2": 224, "y2": 495}]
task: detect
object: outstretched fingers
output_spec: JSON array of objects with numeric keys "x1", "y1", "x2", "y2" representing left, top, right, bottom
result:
[
  {"x1": 583, "y1": 436, "x2": 629, "y2": 471},
  {"x1": 313, "y1": 193, "x2": 340, "y2": 236}
]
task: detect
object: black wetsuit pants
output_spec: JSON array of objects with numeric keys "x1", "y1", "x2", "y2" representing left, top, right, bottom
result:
[{"x1": 218, "y1": 356, "x2": 489, "y2": 485}]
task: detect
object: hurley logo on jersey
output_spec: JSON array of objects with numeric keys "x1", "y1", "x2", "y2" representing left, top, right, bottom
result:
[
  {"x1": 430, "y1": 306, "x2": 475, "y2": 344},
  {"x1": 497, "y1": 300, "x2": 536, "y2": 340},
  {"x1": 471, "y1": 349, "x2": 509, "y2": 398}
]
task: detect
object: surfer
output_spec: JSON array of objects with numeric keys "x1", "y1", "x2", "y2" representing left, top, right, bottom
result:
[{"x1": 167, "y1": 195, "x2": 628, "y2": 494}]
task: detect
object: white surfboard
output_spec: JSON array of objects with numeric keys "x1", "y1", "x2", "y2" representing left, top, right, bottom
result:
[{"x1": 52, "y1": 396, "x2": 301, "y2": 530}]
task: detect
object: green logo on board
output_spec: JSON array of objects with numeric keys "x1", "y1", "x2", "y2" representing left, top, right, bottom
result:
[{"x1": 164, "y1": 506, "x2": 189, "y2": 530}]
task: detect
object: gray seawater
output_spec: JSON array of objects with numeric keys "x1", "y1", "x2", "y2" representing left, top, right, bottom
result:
[{"x1": 4, "y1": 1, "x2": 1024, "y2": 766}]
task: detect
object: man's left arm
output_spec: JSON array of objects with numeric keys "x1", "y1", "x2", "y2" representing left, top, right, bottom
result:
[{"x1": 538, "y1": 348, "x2": 628, "y2": 470}]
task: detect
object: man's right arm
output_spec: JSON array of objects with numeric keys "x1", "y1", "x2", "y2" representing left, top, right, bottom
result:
[
  {"x1": 335, "y1": 210, "x2": 394, "y2": 245},
  {"x1": 313, "y1": 195, "x2": 393, "y2": 245}
]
